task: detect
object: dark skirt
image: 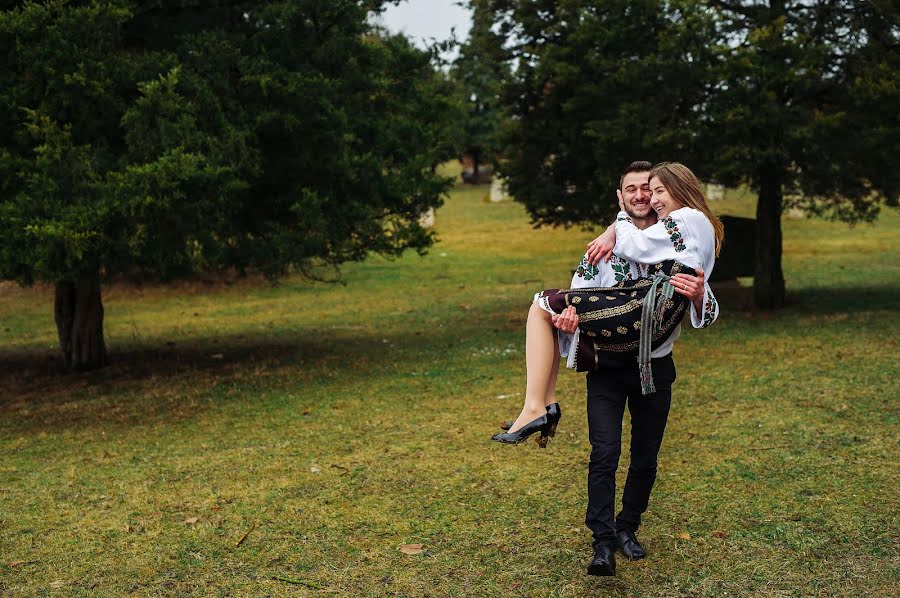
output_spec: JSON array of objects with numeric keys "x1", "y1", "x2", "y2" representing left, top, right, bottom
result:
[{"x1": 537, "y1": 260, "x2": 695, "y2": 373}]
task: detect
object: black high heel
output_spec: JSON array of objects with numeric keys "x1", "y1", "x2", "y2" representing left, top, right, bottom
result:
[
  {"x1": 491, "y1": 414, "x2": 552, "y2": 447},
  {"x1": 546, "y1": 402, "x2": 561, "y2": 437},
  {"x1": 500, "y1": 403, "x2": 562, "y2": 434}
]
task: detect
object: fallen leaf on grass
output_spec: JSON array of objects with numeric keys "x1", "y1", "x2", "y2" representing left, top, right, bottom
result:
[
  {"x1": 49, "y1": 580, "x2": 64, "y2": 588},
  {"x1": 6, "y1": 560, "x2": 30, "y2": 567},
  {"x1": 399, "y1": 544, "x2": 425, "y2": 555},
  {"x1": 310, "y1": 466, "x2": 321, "y2": 473},
  {"x1": 184, "y1": 517, "x2": 199, "y2": 525},
  {"x1": 712, "y1": 530, "x2": 725, "y2": 538},
  {"x1": 676, "y1": 532, "x2": 691, "y2": 540}
]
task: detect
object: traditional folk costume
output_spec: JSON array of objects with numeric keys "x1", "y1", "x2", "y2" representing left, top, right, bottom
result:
[{"x1": 536, "y1": 207, "x2": 719, "y2": 394}]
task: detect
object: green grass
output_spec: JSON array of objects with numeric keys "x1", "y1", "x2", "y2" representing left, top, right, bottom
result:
[{"x1": 1, "y1": 176, "x2": 898, "y2": 596}]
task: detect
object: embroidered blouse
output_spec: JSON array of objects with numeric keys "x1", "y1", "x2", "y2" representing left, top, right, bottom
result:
[{"x1": 613, "y1": 207, "x2": 719, "y2": 329}]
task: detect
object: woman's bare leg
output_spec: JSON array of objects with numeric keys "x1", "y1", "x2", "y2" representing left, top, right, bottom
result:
[
  {"x1": 507, "y1": 301, "x2": 560, "y2": 433},
  {"x1": 545, "y1": 341, "x2": 560, "y2": 407}
]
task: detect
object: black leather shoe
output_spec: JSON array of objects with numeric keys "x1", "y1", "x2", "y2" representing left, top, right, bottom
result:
[
  {"x1": 491, "y1": 414, "x2": 552, "y2": 446},
  {"x1": 500, "y1": 403, "x2": 561, "y2": 432},
  {"x1": 546, "y1": 402, "x2": 561, "y2": 436},
  {"x1": 586, "y1": 545, "x2": 616, "y2": 576},
  {"x1": 616, "y1": 529, "x2": 646, "y2": 560}
]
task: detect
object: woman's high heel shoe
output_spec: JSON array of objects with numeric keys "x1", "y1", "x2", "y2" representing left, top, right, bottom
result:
[
  {"x1": 500, "y1": 403, "x2": 562, "y2": 435},
  {"x1": 546, "y1": 402, "x2": 561, "y2": 437},
  {"x1": 491, "y1": 414, "x2": 552, "y2": 447}
]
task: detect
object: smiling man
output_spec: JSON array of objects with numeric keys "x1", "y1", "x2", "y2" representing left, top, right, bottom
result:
[{"x1": 560, "y1": 161, "x2": 719, "y2": 576}]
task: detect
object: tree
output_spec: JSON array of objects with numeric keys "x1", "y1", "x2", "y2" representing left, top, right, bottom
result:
[
  {"x1": 484, "y1": 0, "x2": 711, "y2": 223},
  {"x1": 0, "y1": 1, "x2": 460, "y2": 370},
  {"x1": 486, "y1": 0, "x2": 899, "y2": 309},
  {"x1": 700, "y1": 0, "x2": 900, "y2": 308},
  {"x1": 452, "y1": 0, "x2": 510, "y2": 182}
]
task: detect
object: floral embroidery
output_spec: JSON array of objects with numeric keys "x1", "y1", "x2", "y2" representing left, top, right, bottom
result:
[
  {"x1": 616, "y1": 326, "x2": 628, "y2": 334},
  {"x1": 661, "y1": 217, "x2": 686, "y2": 252},
  {"x1": 702, "y1": 289, "x2": 717, "y2": 327},
  {"x1": 575, "y1": 255, "x2": 600, "y2": 281},
  {"x1": 609, "y1": 254, "x2": 632, "y2": 282}
]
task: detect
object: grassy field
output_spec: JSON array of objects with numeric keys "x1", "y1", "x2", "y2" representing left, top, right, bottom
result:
[{"x1": 1, "y1": 174, "x2": 898, "y2": 597}]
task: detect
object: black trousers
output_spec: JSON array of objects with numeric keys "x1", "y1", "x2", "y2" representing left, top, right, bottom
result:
[{"x1": 585, "y1": 354, "x2": 675, "y2": 550}]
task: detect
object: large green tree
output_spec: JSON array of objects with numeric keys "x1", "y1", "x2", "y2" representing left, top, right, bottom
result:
[
  {"x1": 699, "y1": 0, "x2": 900, "y2": 308},
  {"x1": 486, "y1": 0, "x2": 898, "y2": 308},
  {"x1": 0, "y1": 1, "x2": 461, "y2": 370}
]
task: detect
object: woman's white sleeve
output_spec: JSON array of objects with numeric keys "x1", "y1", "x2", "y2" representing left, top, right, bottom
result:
[
  {"x1": 680, "y1": 209, "x2": 719, "y2": 328},
  {"x1": 613, "y1": 212, "x2": 681, "y2": 263},
  {"x1": 690, "y1": 282, "x2": 720, "y2": 328}
]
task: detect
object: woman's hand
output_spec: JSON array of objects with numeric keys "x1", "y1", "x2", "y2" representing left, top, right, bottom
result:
[
  {"x1": 586, "y1": 226, "x2": 616, "y2": 265},
  {"x1": 551, "y1": 306, "x2": 579, "y2": 334},
  {"x1": 671, "y1": 268, "x2": 705, "y2": 313}
]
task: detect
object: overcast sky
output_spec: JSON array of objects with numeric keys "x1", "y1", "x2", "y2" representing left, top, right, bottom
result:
[{"x1": 377, "y1": 0, "x2": 472, "y2": 50}]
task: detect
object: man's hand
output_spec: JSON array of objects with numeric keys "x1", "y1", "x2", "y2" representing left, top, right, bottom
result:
[
  {"x1": 586, "y1": 226, "x2": 617, "y2": 265},
  {"x1": 551, "y1": 305, "x2": 579, "y2": 334},
  {"x1": 671, "y1": 268, "x2": 705, "y2": 313},
  {"x1": 616, "y1": 189, "x2": 626, "y2": 212}
]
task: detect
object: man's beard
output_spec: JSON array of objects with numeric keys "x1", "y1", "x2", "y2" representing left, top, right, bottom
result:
[{"x1": 625, "y1": 205, "x2": 656, "y2": 223}]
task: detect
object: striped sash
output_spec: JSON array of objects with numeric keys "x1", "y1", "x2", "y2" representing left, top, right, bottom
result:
[{"x1": 638, "y1": 271, "x2": 675, "y2": 395}]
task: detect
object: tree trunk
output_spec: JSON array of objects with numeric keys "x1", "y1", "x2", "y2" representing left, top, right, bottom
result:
[
  {"x1": 54, "y1": 274, "x2": 108, "y2": 371},
  {"x1": 472, "y1": 152, "x2": 480, "y2": 184},
  {"x1": 753, "y1": 165, "x2": 786, "y2": 309}
]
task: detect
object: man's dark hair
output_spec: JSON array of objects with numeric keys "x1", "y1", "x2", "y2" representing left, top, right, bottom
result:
[{"x1": 619, "y1": 160, "x2": 653, "y2": 189}]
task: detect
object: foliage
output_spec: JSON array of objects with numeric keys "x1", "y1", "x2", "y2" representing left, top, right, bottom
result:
[
  {"x1": 483, "y1": 0, "x2": 900, "y2": 308},
  {"x1": 702, "y1": 0, "x2": 900, "y2": 217},
  {"x1": 451, "y1": 0, "x2": 511, "y2": 175},
  {"x1": 1, "y1": 178, "x2": 898, "y2": 595},
  {"x1": 483, "y1": 0, "x2": 712, "y2": 226},
  {"x1": 0, "y1": 1, "x2": 458, "y2": 286}
]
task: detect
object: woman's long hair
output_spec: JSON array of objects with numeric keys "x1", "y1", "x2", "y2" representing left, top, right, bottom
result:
[{"x1": 650, "y1": 162, "x2": 725, "y2": 257}]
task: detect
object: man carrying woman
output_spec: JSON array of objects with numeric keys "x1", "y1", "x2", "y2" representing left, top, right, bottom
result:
[{"x1": 492, "y1": 161, "x2": 723, "y2": 576}]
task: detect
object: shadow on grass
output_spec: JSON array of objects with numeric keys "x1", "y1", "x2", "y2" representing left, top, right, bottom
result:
[
  {"x1": 711, "y1": 280, "x2": 900, "y2": 314},
  {"x1": 0, "y1": 322, "x2": 479, "y2": 433},
  {"x1": 789, "y1": 285, "x2": 900, "y2": 313}
]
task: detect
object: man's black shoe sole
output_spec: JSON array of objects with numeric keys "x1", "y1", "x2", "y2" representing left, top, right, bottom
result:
[{"x1": 586, "y1": 562, "x2": 616, "y2": 576}]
